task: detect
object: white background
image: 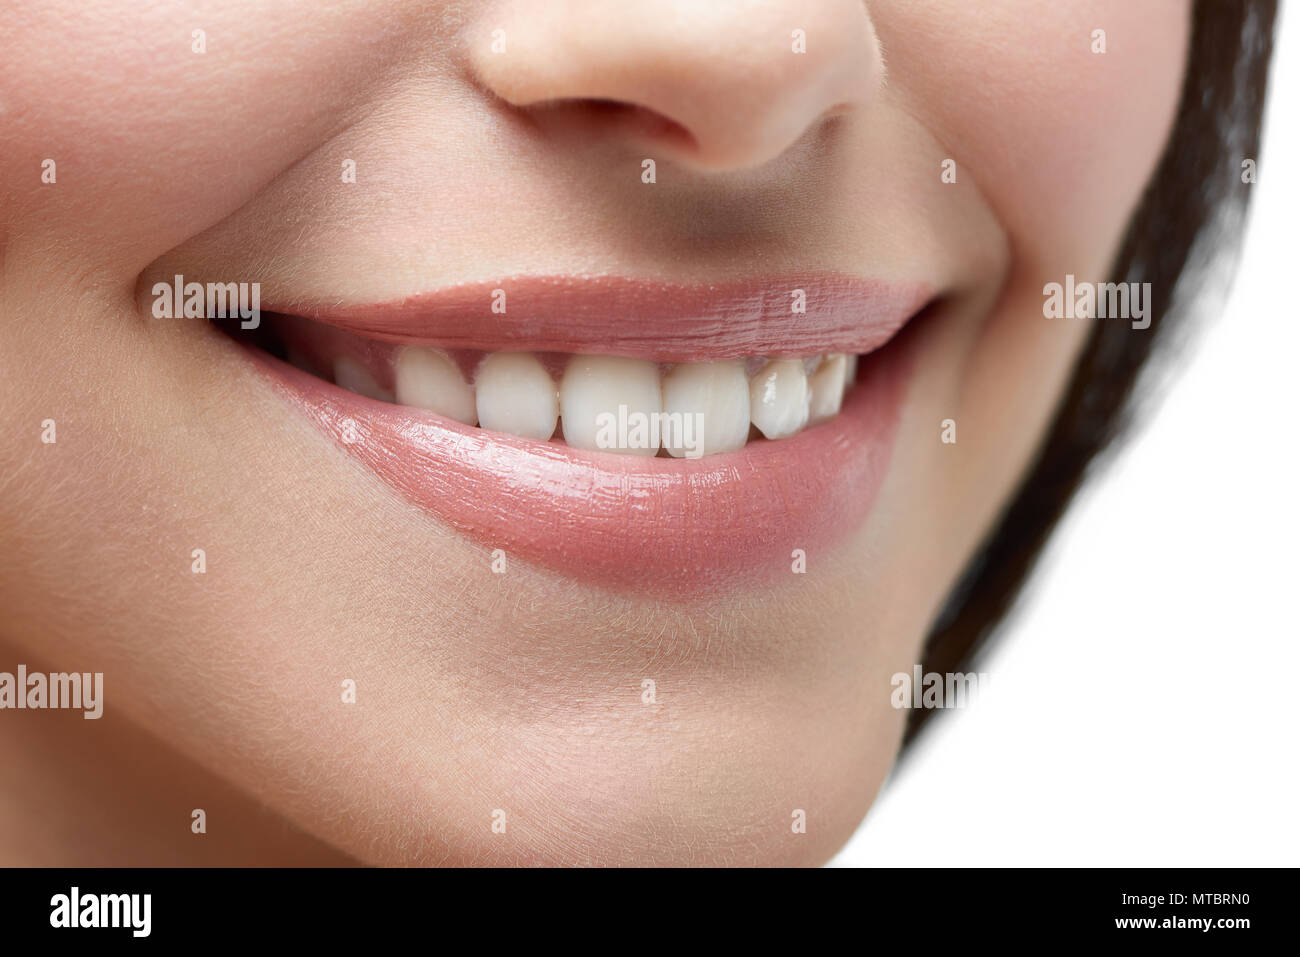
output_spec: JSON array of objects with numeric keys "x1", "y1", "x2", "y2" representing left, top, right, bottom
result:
[{"x1": 833, "y1": 6, "x2": 1299, "y2": 866}]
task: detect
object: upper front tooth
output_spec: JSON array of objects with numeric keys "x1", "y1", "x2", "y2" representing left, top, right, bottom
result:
[
  {"x1": 808, "y1": 354, "x2": 847, "y2": 425},
  {"x1": 394, "y1": 347, "x2": 477, "y2": 425},
  {"x1": 661, "y1": 360, "x2": 750, "y2": 457},
  {"x1": 474, "y1": 352, "x2": 558, "y2": 440},
  {"x1": 333, "y1": 355, "x2": 393, "y2": 403},
  {"x1": 560, "y1": 355, "x2": 661, "y2": 456},
  {"x1": 749, "y1": 359, "x2": 809, "y2": 439}
]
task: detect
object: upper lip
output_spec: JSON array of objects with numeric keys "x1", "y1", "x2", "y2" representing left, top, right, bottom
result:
[{"x1": 266, "y1": 273, "x2": 932, "y2": 360}]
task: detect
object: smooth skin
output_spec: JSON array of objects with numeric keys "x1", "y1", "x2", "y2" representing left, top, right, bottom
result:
[{"x1": 0, "y1": 1, "x2": 1188, "y2": 865}]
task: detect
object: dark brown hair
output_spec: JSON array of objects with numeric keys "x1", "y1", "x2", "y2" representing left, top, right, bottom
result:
[{"x1": 906, "y1": 0, "x2": 1279, "y2": 747}]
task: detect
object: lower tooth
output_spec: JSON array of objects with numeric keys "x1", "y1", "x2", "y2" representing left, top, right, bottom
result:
[
  {"x1": 394, "y1": 346, "x2": 477, "y2": 425},
  {"x1": 333, "y1": 356, "x2": 393, "y2": 402},
  {"x1": 749, "y1": 359, "x2": 810, "y2": 440}
]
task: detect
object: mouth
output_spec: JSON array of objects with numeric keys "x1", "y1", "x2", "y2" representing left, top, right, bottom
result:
[{"x1": 223, "y1": 274, "x2": 931, "y2": 592}]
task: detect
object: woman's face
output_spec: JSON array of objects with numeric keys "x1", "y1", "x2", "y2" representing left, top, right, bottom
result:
[{"x1": 0, "y1": 0, "x2": 1187, "y2": 865}]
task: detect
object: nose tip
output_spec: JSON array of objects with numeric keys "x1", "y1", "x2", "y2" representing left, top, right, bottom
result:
[{"x1": 468, "y1": 0, "x2": 883, "y2": 171}]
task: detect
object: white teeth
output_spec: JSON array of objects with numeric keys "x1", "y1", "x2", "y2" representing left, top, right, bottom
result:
[
  {"x1": 749, "y1": 359, "x2": 810, "y2": 439},
  {"x1": 808, "y1": 354, "x2": 847, "y2": 425},
  {"x1": 318, "y1": 344, "x2": 860, "y2": 454},
  {"x1": 393, "y1": 346, "x2": 477, "y2": 425},
  {"x1": 333, "y1": 356, "x2": 393, "y2": 403},
  {"x1": 661, "y1": 361, "x2": 750, "y2": 457},
  {"x1": 474, "y1": 352, "x2": 558, "y2": 440},
  {"x1": 560, "y1": 355, "x2": 662, "y2": 456}
]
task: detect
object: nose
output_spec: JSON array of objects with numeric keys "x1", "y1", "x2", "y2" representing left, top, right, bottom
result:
[{"x1": 468, "y1": 0, "x2": 883, "y2": 171}]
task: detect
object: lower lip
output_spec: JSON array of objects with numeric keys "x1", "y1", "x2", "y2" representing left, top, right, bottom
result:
[{"x1": 244, "y1": 337, "x2": 911, "y2": 593}]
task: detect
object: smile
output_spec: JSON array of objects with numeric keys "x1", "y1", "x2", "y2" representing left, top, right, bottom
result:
[{"x1": 226, "y1": 274, "x2": 932, "y2": 591}]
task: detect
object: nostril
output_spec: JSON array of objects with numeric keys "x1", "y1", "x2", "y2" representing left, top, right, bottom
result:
[{"x1": 527, "y1": 98, "x2": 699, "y2": 157}]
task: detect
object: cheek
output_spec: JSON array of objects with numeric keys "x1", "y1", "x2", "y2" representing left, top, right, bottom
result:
[
  {"x1": 0, "y1": 1, "x2": 427, "y2": 267},
  {"x1": 876, "y1": 0, "x2": 1189, "y2": 266}
]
